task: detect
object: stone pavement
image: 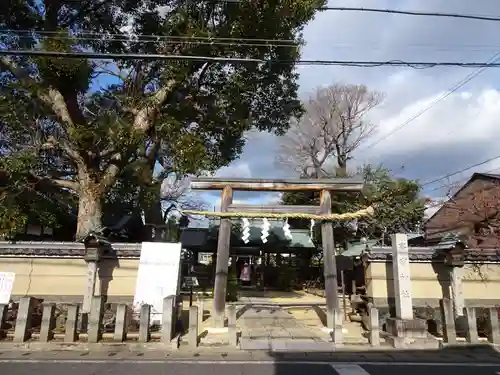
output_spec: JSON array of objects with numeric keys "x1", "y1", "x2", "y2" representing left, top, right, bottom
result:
[
  {"x1": 1, "y1": 341, "x2": 500, "y2": 364},
  {"x1": 197, "y1": 291, "x2": 368, "y2": 348}
]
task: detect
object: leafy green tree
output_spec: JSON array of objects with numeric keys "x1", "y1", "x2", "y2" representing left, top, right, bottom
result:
[
  {"x1": 0, "y1": 0, "x2": 324, "y2": 239},
  {"x1": 282, "y1": 165, "x2": 426, "y2": 246}
]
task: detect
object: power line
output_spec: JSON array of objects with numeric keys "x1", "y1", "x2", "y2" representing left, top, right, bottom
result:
[
  {"x1": 5, "y1": 49, "x2": 500, "y2": 68},
  {"x1": 320, "y1": 7, "x2": 500, "y2": 22},
  {"x1": 420, "y1": 154, "x2": 500, "y2": 188},
  {"x1": 2, "y1": 29, "x2": 299, "y2": 45},
  {"x1": 2, "y1": 34, "x2": 298, "y2": 49},
  {"x1": 9, "y1": 30, "x2": 500, "y2": 53},
  {"x1": 360, "y1": 51, "x2": 500, "y2": 152},
  {"x1": 425, "y1": 167, "x2": 500, "y2": 194},
  {"x1": 215, "y1": 1, "x2": 500, "y2": 22},
  {"x1": 10, "y1": 33, "x2": 500, "y2": 53}
]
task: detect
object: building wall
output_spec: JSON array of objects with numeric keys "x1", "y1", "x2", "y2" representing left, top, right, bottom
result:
[
  {"x1": 366, "y1": 261, "x2": 500, "y2": 307},
  {"x1": 425, "y1": 176, "x2": 500, "y2": 243},
  {"x1": 1, "y1": 257, "x2": 140, "y2": 303},
  {"x1": 3, "y1": 255, "x2": 500, "y2": 307}
]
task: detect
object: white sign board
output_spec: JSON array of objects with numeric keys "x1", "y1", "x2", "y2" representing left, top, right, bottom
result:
[
  {"x1": 0, "y1": 272, "x2": 15, "y2": 304},
  {"x1": 133, "y1": 242, "x2": 182, "y2": 325}
]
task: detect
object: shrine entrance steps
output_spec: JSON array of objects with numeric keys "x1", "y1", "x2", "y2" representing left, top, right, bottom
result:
[{"x1": 196, "y1": 291, "x2": 368, "y2": 350}]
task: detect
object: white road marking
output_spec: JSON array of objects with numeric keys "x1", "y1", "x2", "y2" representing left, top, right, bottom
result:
[
  {"x1": 330, "y1": 364, "x2": 372, "y2": 375},
  {"x1": 0, "y1": 359, "x2": 498, "y2": 367}
]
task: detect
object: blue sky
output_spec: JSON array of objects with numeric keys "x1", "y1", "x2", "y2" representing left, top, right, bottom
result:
[
  {"x1": 204, "y1": 0, "x2": 500, "y2": 217},
  {"x1": 94, "y1": 0, "x2": 500, "y2": 220}
]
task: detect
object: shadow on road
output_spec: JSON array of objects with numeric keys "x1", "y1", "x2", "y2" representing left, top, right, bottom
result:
[{"x1": 265, "y1": 345, "x2": 500, "y2": 375}]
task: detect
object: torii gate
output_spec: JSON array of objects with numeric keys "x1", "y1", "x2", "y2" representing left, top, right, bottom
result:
[{"x1": 187, "y1": 177, "x2": 367, "y2": 329}]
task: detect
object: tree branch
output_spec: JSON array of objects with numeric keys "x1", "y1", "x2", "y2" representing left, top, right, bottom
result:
[
  {"x1": 51, "y1": 178, "x2": 79, "y2": 190},
  {"x1": 0, "y1": 57, "x2": 76, "y2": 127},
  {"x1": 132, "y1": 79, "x2": 177, "y2": 133},
  {"x1": 42, "y1": 136, "x2": 85, "y2": 168}
]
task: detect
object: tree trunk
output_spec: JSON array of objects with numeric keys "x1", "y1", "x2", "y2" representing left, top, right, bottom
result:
[
  {"x1": 142, "y1": 190, "x2": 165, "y2": 242},
  {"x1": 76, "y1": 187, "x2": 103, "y2": 239}
]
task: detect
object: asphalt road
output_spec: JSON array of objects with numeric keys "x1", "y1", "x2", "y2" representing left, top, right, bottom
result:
[{"x1": 1, "y1": 361, "x2": 500, "y2": 375}]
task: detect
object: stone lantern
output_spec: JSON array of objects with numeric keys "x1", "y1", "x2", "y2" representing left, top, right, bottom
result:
[
  {"x1": 81, "y1": 232, "x2": 110, "y2": 314},
  {"x1": 437, "y1": 238, "x2": 467, "y2": 318},
  {"x1": 442, "y1": 242, "x2": 466, "y2": 268}
]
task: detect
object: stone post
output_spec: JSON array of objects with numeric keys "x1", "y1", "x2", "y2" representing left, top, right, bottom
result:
[
  {"x1": 139, "y1": 304, "x2": 151, "y2": 343},
  {"x1": 189, "y1": 305, "x2": 198, "y2": 348},
  {"x1": 114, "y1": 304, "x2": 128, "y2": 342},
  {"x1": 331, "y1": 308, "x2": 343, "y2": 344},
  {"x1": 82, "y1": 261, "x2": 98, "y2": 314},
  {"x1": 369, "y1": 306, "x2": 380, "y2": 346},
  {"x1": 391, "y1": 233, "x2": 413, "y2": 320},
  {"x1": 39, "y1": 302, "x2": 56, "y2": 342},
  {"x1": 227, "y1": 305, "x2": 238, "y2": 347},
  {"x1": 198, "y1": 297, "x2": 204, "y2": 329},
  {"x1": 439, "y1": 298, "x2": 457, "y2": 344},
  {"x1": 464, "y1": 307, "x2": 479, "y2": 344},
  {"x1": 212, "y1": 186, "x2": 233, "y2": 328},
  {"x1": 13, "y1": 297, "x2": 34, "y2": 342},
  {"x1": 487, "y1": 308, "x2": 500, "y2": 345},
  {"x1": 162, "y1": 296, "x2": 175, "y2": 343},
  {"x1": 0, "y1": 303, "x2": 7, "y2": 339},
  {"x1": 65, "y1": 304, "x2": 79, "y2": 342},
  {"x1": 320, "y1": 190, "x2": 339, "y2": 329},
  {"x1": 88, "y1": 296, "x2": 104, "y2": 343},
  {"x1": 450, "y1": 267, "x2": 465, "y2": 318},
  {"x1": 385, "y1": 234, "x2": 428, "y2": 341}
]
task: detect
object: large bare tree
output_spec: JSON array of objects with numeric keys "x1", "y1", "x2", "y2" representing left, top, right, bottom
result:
[{"x1": 277, "y1": 84, "x2": 384, "y2": 177}]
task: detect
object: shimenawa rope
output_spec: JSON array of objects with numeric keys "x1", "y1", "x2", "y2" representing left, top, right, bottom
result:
[{"x1": 180, "y1": 205, "x2": 374, "y2": 221}]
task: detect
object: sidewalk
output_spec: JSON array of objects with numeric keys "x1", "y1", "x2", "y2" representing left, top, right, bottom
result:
[{"x1": 0, "y1": 342, "x2": 499, "y2": 364}]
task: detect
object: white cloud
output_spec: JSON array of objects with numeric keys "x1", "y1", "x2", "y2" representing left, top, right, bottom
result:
[
  {"x1": 424, "y1": 199, "x2": 445, "y2": 219},
  {"x1": 214, "y1": 0, "x2": 500, "y2": 205},
  {"x1": 360, "y1": 88, "x2": 500, "y2": 158},
  {"x1": 215, "y1": 162, "x2": 253, "y2": 179}
]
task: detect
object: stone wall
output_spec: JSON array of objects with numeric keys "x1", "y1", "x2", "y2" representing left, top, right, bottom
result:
[
  {"x1": 366, "y1": 261, "x2": 500, "y2": 308},
  {"x1": 3, "y1": 257, "x2": 140, "y2": 303},
  {"x1": 0, "y1": 241, "x2": 141, "y2": 303}
]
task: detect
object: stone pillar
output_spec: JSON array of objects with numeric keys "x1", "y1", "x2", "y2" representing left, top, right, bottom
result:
[
  {"x1": 0, "y1": 304, "x2": 7, "y2": 339},
  {"x1": 82, "y1": 261, "x2": 98, "y2": 314},
  {"x1": 391, "y1": 233, "x2": 413, "y2": 320},
  {"x1": 114, "y1": 304, "x2": 128, "y2": 342},
  {"x1": 487, "y1": 308, "x2": 500, "y2": 345},
  {"x1": 188, "y1": 305, "x2": 198, "y2": 348},
  {"x1": 88, "y1": 296, "x2": 104, "y2": 343},
  {"x1": 162, "y1": 296, "x2": 176, "y2": 343},
  {"x1": 450, "y1": 267, "x2": 465, "y2": 318},
  {"x1": 439, "y1": 298, "x2": 457, "y2": 344},
  {"x1": 13, "y1": 297, "x2": 34, "y2": 342},
  {"x1": 65, "y1": 304, "x2": 79, "y2": 342},
  {"x1": 464, "y1": 307, "x2": 479, "y2": 344},
  {"x1": 39, "y1": 302, "x2": 56, "y2": 342},
  {"x1": 212, "y1": 186, "x2": 233, "y2": 328},
  {"x1": 331, "y1": 308, "x2": 343, "y2": 344},
  {"x1": 227, "y1": 305, "x2": 238, "y2": 347},
  {"x1": 139, "y1": 304, "x2": 151, "y2": 343},
  {"x1": 320, "y1": 190, "x2": 339, "y2": 330},
  {"x1": 198, "y1": 297, "x2": 204, "y2": 329},
  {"x1": 386, "y1": 234, "x2": 427, "y2": 341},
  {"x1": 369, "y1": 306, "x2": 380, "y2": 346}
]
